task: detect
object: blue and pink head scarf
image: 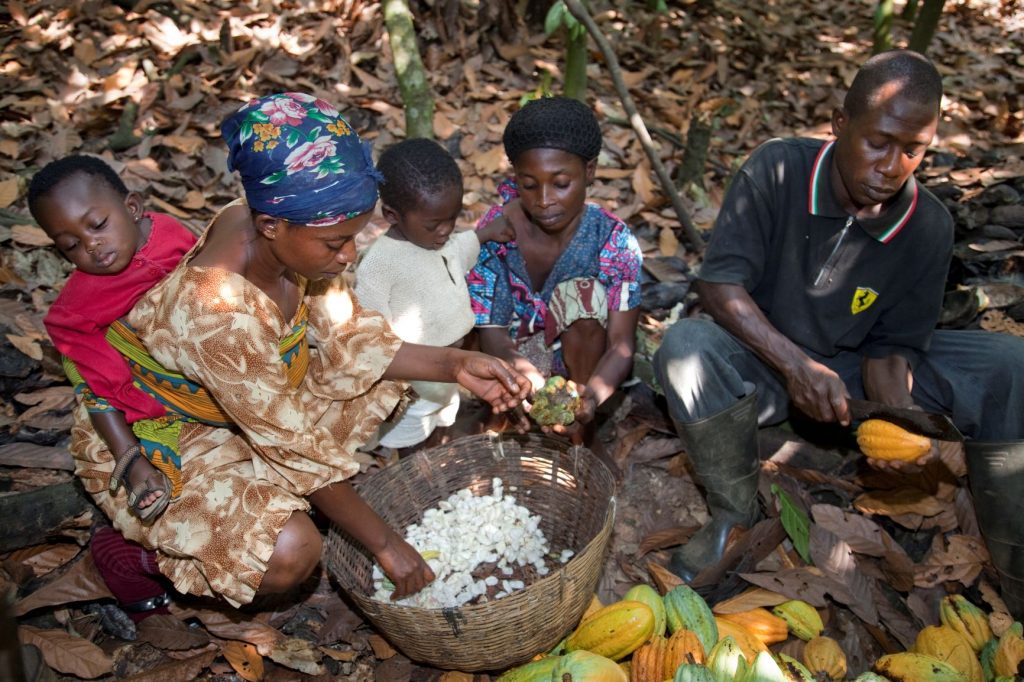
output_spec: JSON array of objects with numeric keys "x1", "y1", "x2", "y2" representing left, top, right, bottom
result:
[{"x1": 221, "y1": 92, "x2": 383, "y2": 226}]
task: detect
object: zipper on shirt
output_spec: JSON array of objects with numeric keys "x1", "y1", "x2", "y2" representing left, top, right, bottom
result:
[{"x1": 812, "y1": 216, "x2": 853, "y2": 288}]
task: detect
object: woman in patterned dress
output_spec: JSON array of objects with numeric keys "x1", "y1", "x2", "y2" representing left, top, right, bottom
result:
[
  {"x1": 468, "y1": 97, "x2": 643, "y2": 440},
  {"x1": 69, "y1": 93, "x2": 530, "y2": 607}
]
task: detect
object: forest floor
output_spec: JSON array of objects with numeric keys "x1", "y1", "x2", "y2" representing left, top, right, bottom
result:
[{"x1": 1, "y1": 0, "x2": 1023, "y2": 679}]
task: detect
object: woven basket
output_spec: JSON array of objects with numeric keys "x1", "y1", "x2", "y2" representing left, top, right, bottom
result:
[{"x1": 323, "y1": 432, "x2": 616, "y2": 671}]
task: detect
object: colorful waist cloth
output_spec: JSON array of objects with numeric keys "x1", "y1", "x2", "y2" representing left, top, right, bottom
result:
[
  {"x1": 63, "y1": 304, "x2": 310, "y2": 497},
  {"x1": 517, "y1": 277, "x2": 608, "y2": 377}
]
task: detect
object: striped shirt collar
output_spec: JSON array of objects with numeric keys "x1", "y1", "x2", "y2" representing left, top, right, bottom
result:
[{"x1": 808, "y1": 139, "x2": 919, "y2": 244}]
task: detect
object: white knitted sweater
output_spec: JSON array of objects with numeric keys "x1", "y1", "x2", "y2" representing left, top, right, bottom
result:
[{"x1": 354, "y1": 229, "x2": 479, "y2": 347}]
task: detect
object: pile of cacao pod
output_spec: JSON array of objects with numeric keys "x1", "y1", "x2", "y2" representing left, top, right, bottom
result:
[{"x1": 496, "y1": 585, "x2": 1024, "y2": 681}]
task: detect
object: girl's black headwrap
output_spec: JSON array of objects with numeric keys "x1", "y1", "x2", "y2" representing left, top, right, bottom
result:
[{"x1": 503, "y1": 96, "x2": 602, "y2": 163}]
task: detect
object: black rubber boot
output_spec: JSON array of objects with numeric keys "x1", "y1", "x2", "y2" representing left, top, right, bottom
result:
[
  {"x1": 966, "y1": 439, "x2": 1024, "y2": 619},
  {"x1": 668, "y1": 390, "x2": 761, "y2": 583}
]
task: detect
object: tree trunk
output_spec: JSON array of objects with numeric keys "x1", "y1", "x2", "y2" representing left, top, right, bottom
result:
[
  {"x1": 872, "y1": 0, "x2": 894, "y2": 54},
  {"x1": 383, "y1": 0, "x2": 434, "y2": 139},
  {"x1": 901, "y1": 0, "x2": 919, "y2": 22},
  {"x1": 908, "y1": 0, "x2": 946, "y2": 54},
  {"x1": 563, "y1": 30, "x2": 588, "y2": 101},
  {"x1": 675, "y1": 112, "x2": 712, "y2": 191}
]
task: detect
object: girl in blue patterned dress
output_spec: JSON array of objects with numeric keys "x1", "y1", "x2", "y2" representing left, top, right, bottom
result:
[{"x1": 468, "y1": 97, "x2": 643, "y2": 439}]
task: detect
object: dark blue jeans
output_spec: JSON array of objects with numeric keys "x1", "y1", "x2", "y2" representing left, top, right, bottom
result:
[{"x1": 653, "y1": 318, "x2": 1024, "y2": 441}]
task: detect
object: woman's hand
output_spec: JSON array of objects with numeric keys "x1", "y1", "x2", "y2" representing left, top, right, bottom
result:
[
  {"x1": 533, "y1": 380, "x2": 596, "y2": 438},
  {"x1": 376, "y1": 532, "x2": 435, "y2": 601},
  {"x1": 454, "y1": 352, "x2": 532, "y2": 413}
]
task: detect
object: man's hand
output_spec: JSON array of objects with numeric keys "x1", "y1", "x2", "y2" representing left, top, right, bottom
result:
[
  {"x1": 453, "y1": 352, "x2": 532, "y2": 413},
  {"x1": 785, "y1": 358, "x2": 851, "y2": 425},
  {"x1": 375, "y1": 532, "x2": 436, "y2": 600}
]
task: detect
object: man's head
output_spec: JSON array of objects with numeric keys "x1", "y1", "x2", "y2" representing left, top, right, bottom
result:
[
  {"x1": 28, "y1": 155, "x2": 147, "y2": 275},
  {"x1": 831, "y1": 50, "x2": 943, "y2": 212}
]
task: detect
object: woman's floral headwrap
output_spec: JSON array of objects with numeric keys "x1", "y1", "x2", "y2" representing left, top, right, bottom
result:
[{"x1": 221, "y1": 92, "x2": 383, "y2": 226}]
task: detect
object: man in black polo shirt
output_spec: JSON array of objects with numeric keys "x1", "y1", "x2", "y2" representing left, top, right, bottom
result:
[{"x1": 654, "y1": 50, "x2": 1024, "y2": 615}]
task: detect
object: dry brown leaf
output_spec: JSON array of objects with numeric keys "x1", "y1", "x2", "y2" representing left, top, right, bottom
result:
[
  {"x1": 159, "y1": 134, "x2": 205, "y2": 155},
  {"x1": 368, "y1": 633, "x2": 397, "y2": 659},
  {"x1": 181, "y1": 190, "x2": 206, "y2": 210},
  {"x1": 659, "y1": 225, "x2": 680, "y2": 257},
  {"x1": 711, "y1": 587, "x2": 788, "y2": 614},
  {"x1": 136, "y1": 614, "x2": 211, "y2": 650},
  {"x1": 6, "y1": 334, "x2": 42, "y2": 361},
  {"x1": 637, "y1": 526, "x2": 699, "y2": 556},
  {"x1": 440, "y1": 672, "x2": 475, "y2": 682},
  {"x1": 0, "y1": 177, "x2": 19, "y2": 207},
  {"x1": 319, "y1": 646, "x2": 357, "y2": 662},
  {"x1": 147, "y1": 195, "x2": 190, "y2": 219},
  {"x1": 632, "y1": 159, "x2": 656, "y2": 206},
  {"x1": 433, "y1": 109, "x2": 456, "y2": 139},
  {"x1": 914, "y1": 534, "x2": 989, "y2": 588},
  {"x1": 266, "y1": 637, "x2": 324, "y2": 675},
  {"x1": 170, "y1": 605, "x2": 283, "y2": 654},
  {"x1": 613, "y1": 424, "x2": 650, "y2": 469},
  {"x1": 469, "y1": 144, "x2": 507, "y2": 176},
  {"x1": 13, "y1": 551, "x2": 112, "y2": 616},
  {"x1": 7, "y1": 543, "x2": 80, "y2": 577},
  {"x1": 596, "y1": 167, "x2": 635, "y2": 180},
  {"x1": 647, "y1": 561, "x2": 684, "y2": 595},
  {"x1": 0, "y1": 139, "x2": 18, "y2": 158},
  {"x1": 854, "y1": 488, "x2": 947, "y2": 518},
  {"x1": 116, "y1": 649, "x2": 217, "y2": 682},
  {"x1": 990, "y1": 611, "x2": 1015, "y2": 638},
  {"x1": 222, "y1": 640, "x2": 264, "y2": 682},
  {"x1": 19, "y1": 624, "x2": 112, "y2": 679},
  {"x1": 740, "y1": 567, "x2": 845, "y2": 607}
]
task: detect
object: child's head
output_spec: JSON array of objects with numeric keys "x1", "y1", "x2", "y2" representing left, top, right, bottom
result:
[
  {"x1": 28, "y1": 154, "x2": 147, "y2": 276},
  {"x1": 377, "y1": 138, "x2": 464, "y2": 250},
  {"x1": 221, "y1": 92, "x2": 384, "y2": 280},
  {"x1": 502, "y1": 97, "x2": 601, "y2": 234}
]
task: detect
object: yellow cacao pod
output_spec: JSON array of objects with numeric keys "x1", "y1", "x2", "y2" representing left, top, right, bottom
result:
[
  {"x1": 856, "y1": 419, "x2": 931, "y2": 461},
  {"x1": 719, "y1": 608, "x2": 790, "y2": 646},
  {"x1": 802, "y1": 636, "x2": 847, "y2": 681},
  {"x1": 994, "y1": 627, "x2": 1024, "y2": 677},
  {"x1": 939, "y1": 595, "x2": 993, "y2": 653},
  {"x1": 771, "y1": 600, "x2": 824, "y2": 641},
  {"x1": 497, "y1": 655, "x2": 561, "y2": 682},
  {"x1": 552, "y1": 650, "x2": 628, "y2": 682},
  {"x1": 625, "y1": 583, "x2": 668, "y2": 640},
  {"x1": 874, "y1": 652, "x2": 968, "y2": 682},
  {"x1": 663, "y1": 628, "x2": 706, "y2": 669},
  {"x1": 715, "y1": 616, "x2": 769, "y2": 662},
  {"x1": 630, "y1": 636, "x2": 667, "y2": 682},
  {"x1": 565, "y1": 600, "x2": 655, "y2": 661},
  {"x1": 913, "y1": 625, "x2": 984, "y2": 682}
]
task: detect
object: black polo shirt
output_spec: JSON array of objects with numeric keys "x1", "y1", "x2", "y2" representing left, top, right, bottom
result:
[{"x1": 699, "y1": 137, "x2": 953, "y2": 363}]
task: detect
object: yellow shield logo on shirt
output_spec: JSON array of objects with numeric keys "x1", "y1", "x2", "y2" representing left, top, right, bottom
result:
[{"x1": 851, "y1": 287, "x2": 878, "y2": 314}]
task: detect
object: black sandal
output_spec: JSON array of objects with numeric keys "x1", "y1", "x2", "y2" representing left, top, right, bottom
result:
[{"x1": 110, "y1": 445, "x2": 172, "y2": 523}]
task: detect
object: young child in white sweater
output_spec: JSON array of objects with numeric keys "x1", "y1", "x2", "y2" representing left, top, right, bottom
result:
[{"x1": 356, "y1": 138, "x2": 515, "y2": 449}]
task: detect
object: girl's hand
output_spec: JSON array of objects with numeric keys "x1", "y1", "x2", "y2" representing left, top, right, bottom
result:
[
  {"x1": 376, "y1": 532, "x2": 435, "y2": 601},
  {"x1": 454, "y1": 352, "x2": 531, "y2": 412},
  {"x1": 477, "y1": 214, "x2": 517, "y2": 244}
]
